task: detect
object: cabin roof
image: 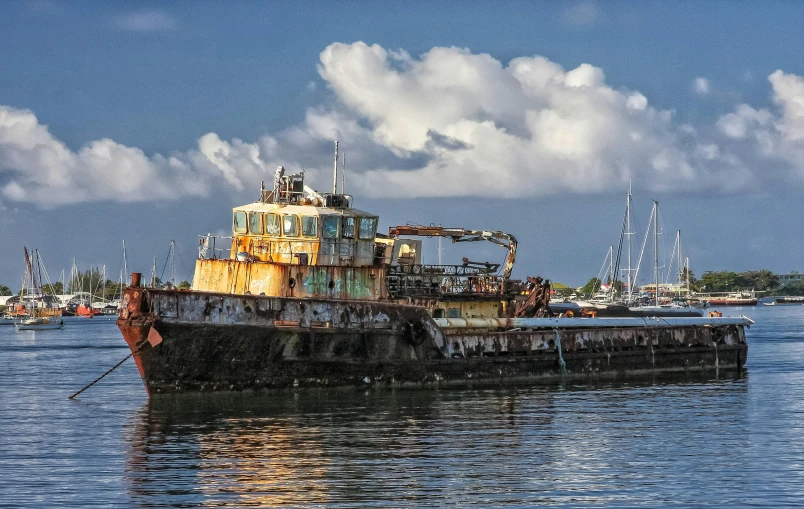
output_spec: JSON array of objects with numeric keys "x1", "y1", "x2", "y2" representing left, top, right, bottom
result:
[{"x1": 234, "y1": 202, "x2": 376, "y2": 218}]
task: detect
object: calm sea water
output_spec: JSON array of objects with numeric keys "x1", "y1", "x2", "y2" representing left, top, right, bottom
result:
[{"x1": 1, "y1": 306, "x2": 803, "y2": 508}]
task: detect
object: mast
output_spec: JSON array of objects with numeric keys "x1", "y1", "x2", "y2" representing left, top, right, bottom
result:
[
  {"x1": 332, "y1": 140, "x2": 339, "y2": 194},
  {"x1": 676, "y1": 230, "x2": 681, "y2": 292},
  {"x1": 151, "y1": 257, "x2": 157, "y2": 287},
  {"x1": 35, "y1": 249, "x2": 44, "y2": 297},
  {"x1": 341, "y1": 152, "x2": 346, "y2": 194},
  {"x1": 23, "y1": 247, "x2": 37, "y2": 305},
  {"x1": 627, "y1": 181, "x2": 632, "y2": 301},
  {"x1": 653, "y1": 200, "x2": 659, "y2": 307},
  {"x1": 122, "y1": 239, "x2": 128, "y2": 286},
  {"x1": 608, "y1": 245, "x2": 614, "y2": 298},
  {"x1": 685, "y1": 256, "x2": 690, "y2": 296},
  {"x1": 170, "y1": 240, "x2": 176, "y2": 287}
]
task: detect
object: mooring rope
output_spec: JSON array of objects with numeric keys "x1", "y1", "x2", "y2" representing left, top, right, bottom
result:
[
  {"x1": 554, "y1": 329, "x2": 567, "y2": 375},
  {"x1": 69, "y1": 352, "x2": 133, "y2": 399}
]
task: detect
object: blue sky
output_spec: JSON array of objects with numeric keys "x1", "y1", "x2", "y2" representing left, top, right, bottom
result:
[{"x1": 1, "y1": 1, "x2": 803, "y2": 289}]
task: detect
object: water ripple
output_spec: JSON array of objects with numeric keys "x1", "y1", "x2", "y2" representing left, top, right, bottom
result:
[{"x1": 1, "y1": 306, "x2": 804, "y2": 507}]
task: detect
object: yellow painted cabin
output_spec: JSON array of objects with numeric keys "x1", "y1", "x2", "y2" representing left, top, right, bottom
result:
[
  {"x1": 192, "y1": 167, "x2": 390, "y2": 300},
  {"x1": 191, "y1": 166, "x2": 511, "y2": 317}
]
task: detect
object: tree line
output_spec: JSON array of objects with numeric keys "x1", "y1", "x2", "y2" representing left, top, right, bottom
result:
[{"x1": 555, "y1": 268, "x2": 800, "y2": 297}]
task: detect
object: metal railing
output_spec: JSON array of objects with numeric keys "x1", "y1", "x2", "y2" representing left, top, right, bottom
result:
[
  {"x1": 198, "y1": 235, "x2": 233, "y2": 260},
  {"x1": 386, "y1": 264, "x2": 507, "y2": 299}
]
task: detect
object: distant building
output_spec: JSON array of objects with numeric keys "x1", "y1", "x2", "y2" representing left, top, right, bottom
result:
[{"x1": 776, "y1": 272, "x2": 803, "y2": 286}]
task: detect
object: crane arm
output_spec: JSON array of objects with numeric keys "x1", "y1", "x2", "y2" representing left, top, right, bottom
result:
[{"x1": 387, "y1": 225, "x2": 518, "y2": 279}]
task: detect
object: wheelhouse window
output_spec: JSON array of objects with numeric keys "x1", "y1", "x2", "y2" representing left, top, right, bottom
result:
[
  {"x1": 233, "y1": 211, "x2": 247, "y2": 234},
  {"x1": 301, "y1": 216, "x2": 318, "y2": 238},
  {"x1": 282, "y1": 215, "x2": 298, "y2": 237},
  {"x1": 342, "y1": 217, "x2": 355, "y2": 239},
  {"x1": 322, "y1": 216, "x2": 339, "y2": 239},
  {"x1": 265, "y1": 213, "x2": 280, "y2": 235},
  {"x1": 248, "y1": 212, "x2": 262, "y2": 235},
  {"x1": 358, "y1": 217, "x2": 378, "y2": 240}
]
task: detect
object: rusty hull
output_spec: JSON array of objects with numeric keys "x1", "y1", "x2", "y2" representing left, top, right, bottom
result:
[{"x1": 117, "y1": 287, "x2": 748, "y2": 394}]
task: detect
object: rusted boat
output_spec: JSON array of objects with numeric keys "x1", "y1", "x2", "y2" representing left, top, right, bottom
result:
[{"x1": 117, "y1": 158, "x2": 752, "y2": 394}]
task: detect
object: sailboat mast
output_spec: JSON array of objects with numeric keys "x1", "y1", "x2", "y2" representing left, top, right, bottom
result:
[
  {"x1": 170, "y1": 240, "x2": 176, "y2": 286},
  {"x1": 676, "y1": 230, "x2": 681, "y2": 289},
  {"x1": 653, "y1": 200, "x2": 659, "y2": 307},
  {"x1": 608, "y1": 245, "x2": 614, "y2": 284},
  {"x1": 626, "y1": 181, "x2": 632, "y2": 301},
  {"x1": 151, "y1": 257, "x2": 156, "y2": 287},
  {"x1": 35, "y1": 249, "x2": 44, "y2": 298},
  {"x1": 685, "y1": 256, "x2": 690, "y2": 296},
  {"x1": 123, "y1": 239, "x2": 128, "y2": 286}
]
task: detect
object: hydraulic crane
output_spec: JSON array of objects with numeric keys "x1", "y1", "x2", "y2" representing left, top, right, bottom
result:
[{"x1": 387, "y1": 225, "x2": 518, "y2": 280}]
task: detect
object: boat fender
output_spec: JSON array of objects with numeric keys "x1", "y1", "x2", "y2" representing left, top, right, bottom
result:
[{"x1": 565, "y1": 310, "x2": 574, "y2": 318}]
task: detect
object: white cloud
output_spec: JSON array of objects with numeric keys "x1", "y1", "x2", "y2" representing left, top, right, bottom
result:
[
  {"x1": 712, "y1": 69, "x2": 804, "y2": 183},
  {"x1": 313, "y1": 42, "x2": 754, "y2": 197},
  {"x1": 0, "y1": 106, "x2": 267, "y2": 207},
  {"x1": 693, "y1": 77, "x2": 711, "y2": 95},
  {"x1": 769, "y1": 70, "x2": 804, "y2": 142},
  {"x1": 562, "y1": 1, "x2": 599, "y2": 26},
  {"x1": 4, "y1": 43, "x2": 804, "y2": 207},
  {"x1": 116, "y1": 10, "x2": 177, "y2": 32}
]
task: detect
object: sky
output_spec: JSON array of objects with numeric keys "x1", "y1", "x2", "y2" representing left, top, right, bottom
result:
[{"x1": 1, "y1": 0, "x2": 804, "y2": 289}]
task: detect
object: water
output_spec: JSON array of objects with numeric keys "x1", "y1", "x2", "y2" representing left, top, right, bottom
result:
[{"x1": 1, "y1": 307, "x2": 803, "y2": 508}]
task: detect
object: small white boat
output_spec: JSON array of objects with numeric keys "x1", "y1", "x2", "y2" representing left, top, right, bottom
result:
[
  {"x1": 0, "y1": 313, "x2": 30, "y2": 325},
  {"x1": 763, "y1": 300, "x2": 777, "y2": 306},
  {"x1": 14, "y1": 316, "x2": 64, "y2": 330}
]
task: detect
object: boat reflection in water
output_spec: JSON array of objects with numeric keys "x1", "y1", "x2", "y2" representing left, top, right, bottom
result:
[{"x1": 123, "y1": 373, "x2": 746, "y2": 507}]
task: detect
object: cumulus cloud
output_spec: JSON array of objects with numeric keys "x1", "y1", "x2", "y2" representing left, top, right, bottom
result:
[
  {"x1": 116, "y1": 10, "x2": 177, "y2": 32},
  {"x1": 314, "y1": 42, "x2": 755, "y2": 196},
  {"x1": 714, "y1": 70, "x2": 804, "y2": 182},
  {"x1": 0, "y1": 106, "x2": 267, "y2": 207},
  {"x1": 693, "y1": 77, "x2": 711, "y2": 95},
  {"x1": 3, "y1": 42, "x2": 804, "y2": 207}
]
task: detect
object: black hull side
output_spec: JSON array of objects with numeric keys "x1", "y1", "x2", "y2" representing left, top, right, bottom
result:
[
  {"x1": 135, "y1": 323, "x2": 746, "y2": 394},
  {"x1": 119, "y1": 288, "x2": 748, "y2": 393}
]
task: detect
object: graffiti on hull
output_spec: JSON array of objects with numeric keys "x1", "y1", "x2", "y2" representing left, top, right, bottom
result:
[{"x1": 303, "y1": 268, "x2": 373, "y2": 299}]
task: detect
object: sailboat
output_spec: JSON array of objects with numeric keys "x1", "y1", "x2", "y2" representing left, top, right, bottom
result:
[
  {"x1": 554, "y1": 192, "x2": 703, "y2": 318},
  {"x1": 627, "y1": 201, "x2": 702, "y2": 317},
  {"x1": 14, "y1": 248, "x2": 64, "y2": 330},
  {"x1": 75, "y1": 263, "x2": 98, "y2": 318}
]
